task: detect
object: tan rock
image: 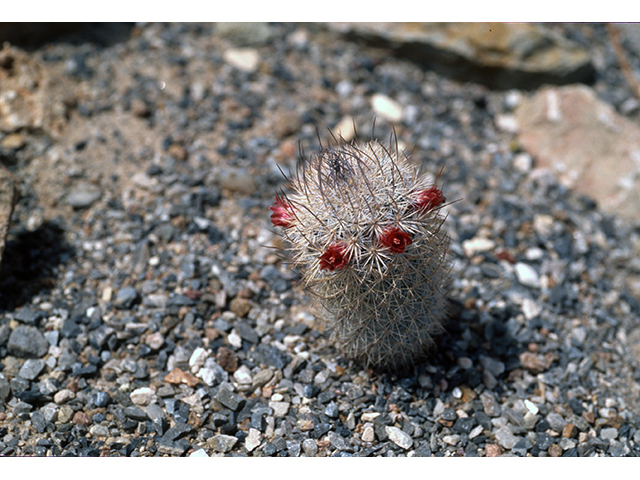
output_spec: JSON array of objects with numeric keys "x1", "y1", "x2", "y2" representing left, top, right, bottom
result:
[
  {"x1": 326, "y1": 23, "x2": 593, "y2": 89},
  {"x1": 515, "y1": 84, "x2": 640, "y2": 224},
  {"x1": 0, "y1": 163, "x2": 18, "y2": 263}
]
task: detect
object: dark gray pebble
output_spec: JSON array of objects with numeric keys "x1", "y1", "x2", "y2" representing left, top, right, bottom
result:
[
  {"x1": 7, "y1": 326, "x2": 49, "y2": 358},
  {"x1": 215, "y1": 387, "x2": 244, "y2": 411}
]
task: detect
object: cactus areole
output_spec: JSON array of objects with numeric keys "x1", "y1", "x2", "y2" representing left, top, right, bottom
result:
[{"x1": 270, "y1": 138, "x2": 450, "y2": 371}]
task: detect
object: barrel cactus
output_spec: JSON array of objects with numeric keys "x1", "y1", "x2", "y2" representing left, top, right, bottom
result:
[{"x1": 270, "y1": 137, "x2": 450, "y2": 370}]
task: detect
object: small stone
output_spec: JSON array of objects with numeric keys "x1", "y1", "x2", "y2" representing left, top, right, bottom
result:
[
  {"x1": 520, "y1": 298, "x2": 541, "y2": 320},
  {"x1": 362, "y1": 425, "x2": 375, "y2": 442},
  {"x1": 480, "y1": 391, "x2": 501, "y2": 417},
  {"x1": 302, "y1": 438, "x2": 318, "y2": 456},
  {"x1": 469, "y1": 425, "x2": 483, "y2": 439},
  {"x1": 361, "y1": 412, "x2": 381, "y2": 422},
  {"x1": 269, "y1": 401, "x2": 290, "y2": 417},
  {"x1": 515, "y1": 262, "x2": 540, "y2": 288},
  {"x1": 227, "y1": 330, "x2": 242, "y2": 349},
  {"x1": 524, "y1": 399, "x2": 539, "y2": 415},
  {"x1": 562, "y1": 422, "x2": 578, "y2": 438},
  {"x1": 189, "y1": 449, "x2": 209, "y2": 457},
  {"x1": 114, "y1": 287, "x2": 138, "y2": 309},
  {"x1": 546, "y1": 412, "x2": 565, "y2": 433},
  {"x1": 485, "y1": 443, "x2": 504, "y2": 457},
  {"x1": 519, "y1": 351, "x2": 557, "y2": 374},
  {"x1": 89, "y1": 425, "x2": 109, "y2": 437},
  {"x1": 163, "y1": 422, "x2": 194, "y2": 442},
  {"x1": 189, "y1": 347, "x2": 209, "y2": 371},
  {"x1": 328, "y1": 431, "x2": 348, "y2": 451},
  {"x1": 72, "y1": 411, "x2": 91, "y2": 427},
  {"x1": 124, "y1": 406, "x2": 149, "y2": 422},
  {"x1": 371, "y1": 93, "x2": 403, "y2": 122},
  {"x1": 216, "y1": 346, "x2": 239, "y2": 373},
  {"x1": 480, "y1": 356, "x2": 505, "y2": 376},
  {"x1": 523, "y1": 412, "x2": 539, "y2": 430},
  {"x1": 145, "y1": 332, "x2": 165, "y2": 350},
  {"x1": 324, "y1": 402, "x2": 339, "y2": 419},
  {"x1": 216, "y1": 387, "x2": 244, "y2": 411},
  {"x1": 65, "y1": 183, "x2": 102, "y2": 209},
  {"x1": 548, "y1": 443, "x2": 563, "y2": 457},
  {"x1": 245, "y1": 428, "x2": 262, "y2": 452},
  {"x1": 18, "y1": 358, "x2": 46, "y2": 380},
  {"x1": 1, "y1": 132, "x2": 26, "y2": 150},
  {"x1": 385, "y1": 426, "x2": 413, "y2": 450},
  {"x1": 495, "y1": 426, "x2": 518, "y2": 449},
  {"x1": 210, "y1": 434, "x2": 238, "y2": 453},
  {"x1": 600, "y1": 427, "x2": 618, "y2": 441},
  {"x1": 130, "y1": 387, "x2": 154, "y2": 406},
  {"x1": 7, "y1": 326, "x2": 49, "y2": 358},
  {"x1": 233, "y1": 365, "x2": 253, "y2": 385},
  {"x1": 229, "y1": 297, "x2": 251, "y2": 317},
  {"x1": 164, "y1": 367, "x2": 200, "y2": 387},
  {"x1": 223, "y1": 48, "x2": 260, "y2": 73},
  {"x1": 58, "y1": 405, "x2": 74, "y2": 423},
  {"x1": 53, "y1": 389, "x2": 75, "y2": 404},
  {"x1": 251, "y1": 369, "x2": 273, "y2": 389},
  {"x1": 333, "y1": 115, "x2": 356, "y2": 142},
  {"x1": 462, "y1": 237, "x2": 495, "y2": 257},
  {"x1": 442, "y1": 434, "x2": 460, "y2": 446}
]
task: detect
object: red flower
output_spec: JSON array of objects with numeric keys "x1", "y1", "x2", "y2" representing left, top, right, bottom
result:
[
  {"x1": 270, "y1": 196, "x2": 294, "y2": 228},
  {"x1": 319, "y1": 243, "x2": 350, "y2": 271},
  {"x1": 380, "y1": 226, "x2": 412, "y2": 253},
  {"x1": 412, "y1": 186, "x2": 445, "y2": 213}
]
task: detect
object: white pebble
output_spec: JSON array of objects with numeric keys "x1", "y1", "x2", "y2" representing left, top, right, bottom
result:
[
  {"x1": 233, "y1": 365, "x2": 253, "y2": 385},
  {"x1": 371, "y1": 93, "x2": 403, "y2": 122},
  {"x1": 515, "y1": 262, "x2": 540, "y2": 288},
  {"x1": 361, "y1": 425, "x2": 375, "y2": 442},
  {"x1": 524, "y1": 399, "x2": 539, "y2": 415},
  {"x1": 513, "y1": 152, "x2": 533, "y2": 173},
  {"x1": 462, "y1": 237, "x2": 495, "y2": 257},
  {"x1": 521, "y1": 298, "x2": 541, "y2": 320},
  {"x1": 223, "y1": 48, "x2": 259, "y2": 73},
  {"x1": 385, "y1": 426, "x2": 413, "y2": 450},
  {"x1": 189, "y1": 347, "x2": 209, "y2": 371},
  {"x1": 227, "y1": 330, "x2": 242, "y2": 349},
  {"x1": 130, "y1": 387, "x2": 154, "y2": 406},
  {"x1": 244, "y1": 428, "x2": 262, "y2": 452}
]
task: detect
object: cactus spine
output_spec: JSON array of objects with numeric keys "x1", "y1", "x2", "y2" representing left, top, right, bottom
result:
[{"x1": 270, "y1": 137, "x2": 450, "y2": 370}]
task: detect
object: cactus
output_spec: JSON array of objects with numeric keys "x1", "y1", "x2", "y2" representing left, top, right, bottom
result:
[{"x1": 270, "y1": 136, "x2": 450, "y2": 371}]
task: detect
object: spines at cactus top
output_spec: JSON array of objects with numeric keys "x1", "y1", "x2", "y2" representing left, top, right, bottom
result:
[{"x1": 270, "y1": 138, "x2": 450, "y2": 371}]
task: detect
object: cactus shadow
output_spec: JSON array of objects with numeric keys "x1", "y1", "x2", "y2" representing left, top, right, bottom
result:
[
  {"x1": 379, "y1": 297, "x2": 525, "y2": 393},
  {"x1": 0, "y1": 221, "x2": 75, "y2": 312}
]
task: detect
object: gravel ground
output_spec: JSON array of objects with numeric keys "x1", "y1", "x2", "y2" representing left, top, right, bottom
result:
[{"x1": 1, "y1": 22, "x2": 640, "y2": 457}]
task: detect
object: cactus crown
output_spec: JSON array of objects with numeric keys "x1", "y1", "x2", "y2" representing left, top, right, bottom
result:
[{"x1": 271, "y1": 135, "x2": 450, "y2": 370}]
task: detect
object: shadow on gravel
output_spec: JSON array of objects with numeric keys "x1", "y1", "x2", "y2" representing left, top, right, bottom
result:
[
  {"x1": 0, "y1": 23, "x2": 135, "y2": 49},
  {"x1": 0, "y1": 221, "x2": 75, "y2": 312},
  {"x1": 379, "y1": 297, "x2": 523, "y2": 392}
]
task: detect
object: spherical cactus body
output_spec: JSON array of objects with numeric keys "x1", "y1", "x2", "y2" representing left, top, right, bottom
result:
[{"x1": 270, "y1": 138, "x2": 450, "y2": 371}]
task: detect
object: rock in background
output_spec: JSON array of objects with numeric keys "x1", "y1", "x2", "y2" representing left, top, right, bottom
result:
[
  {"x1": 0, "y1": 164, "x2": 18, "y2": 263},
  {"x1": 326, "y1": 22, "x2": 595, "y2": 90},
  {"x1": 514, "y1": 84, "x2": 640, "y2": 224}
]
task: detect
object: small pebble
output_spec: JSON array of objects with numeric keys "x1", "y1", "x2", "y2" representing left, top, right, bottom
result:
[
  {"x1": 515, "y1": 263, "x2": 540, "y2": 288},
  {"x1": 385, "y1": 426, "x2": 413, "y2": 450}
]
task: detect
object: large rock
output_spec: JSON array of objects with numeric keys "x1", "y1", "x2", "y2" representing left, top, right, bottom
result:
[
  {"x1": 0, "y1": 44, "x2": 74, "y2": 136},
  {"x1": 515, "y1": 84, "x2": 640, "y2": 224},
  {"x1": 0, "y1": 163, "x2": 18, "y2": 263},
  {"x1": 327, "y1": 22, "x2": 594, "y2": 89}
]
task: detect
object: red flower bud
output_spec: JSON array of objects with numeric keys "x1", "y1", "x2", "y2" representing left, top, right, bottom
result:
[
  {"x1": 412, "y1": 186, "x2": 445, "y2": 213},
  {"x1": 380, "y1": 226, "x2": 412, "y2": 253},
  {"x1": 319, "y1": 242, "x2": 350, "y2": 271},
  {"x1": 270, "y1": 196, "x2": 294, "y2": 228}
]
